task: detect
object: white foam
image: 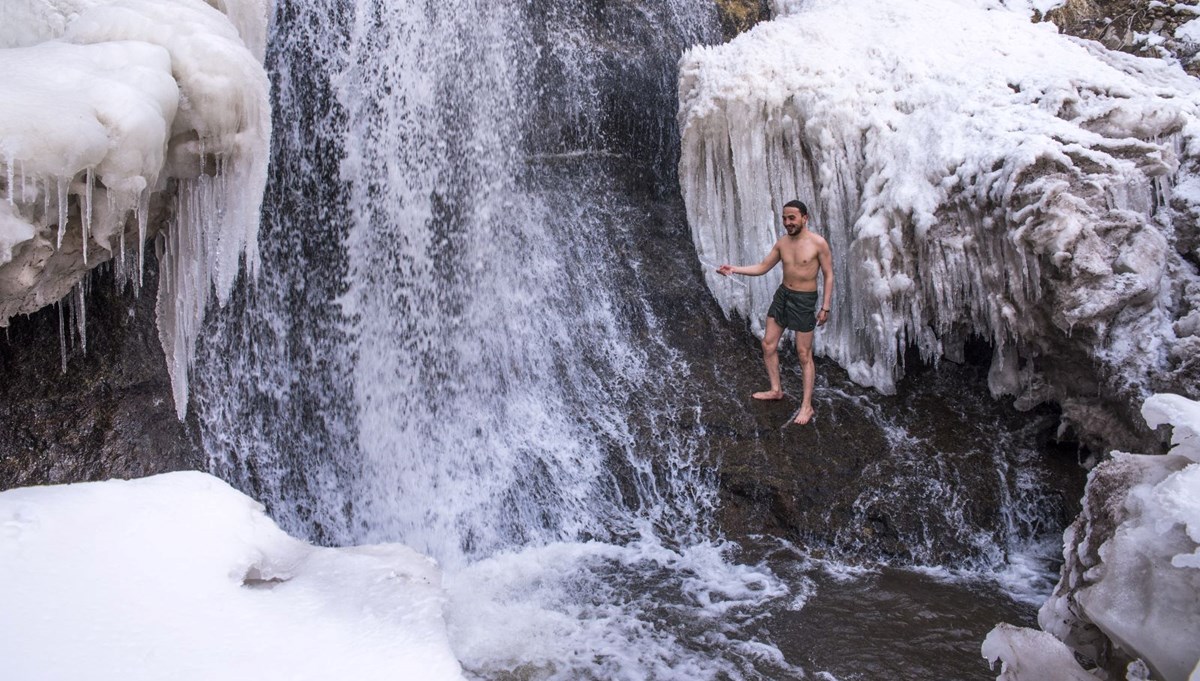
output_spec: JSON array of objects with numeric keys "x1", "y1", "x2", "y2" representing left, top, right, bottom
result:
[{"x1": 444, "y1": 535, "x2": 799, "y2": 679}]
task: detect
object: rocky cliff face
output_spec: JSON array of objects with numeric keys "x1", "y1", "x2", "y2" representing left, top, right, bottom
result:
[{"x1": 1047, "y1": 0, "x2": 1200, "y2": 76}]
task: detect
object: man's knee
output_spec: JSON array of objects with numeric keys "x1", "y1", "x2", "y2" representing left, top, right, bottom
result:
[
  {"x1": 796, "y1": 341, "x2": 813, "y2": 363},
  {"x1": 761, "y1": 337, "x2": 779, "y2": 356}
]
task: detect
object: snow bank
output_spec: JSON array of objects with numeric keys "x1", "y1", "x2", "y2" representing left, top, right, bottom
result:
[
  {"x1": 0, "y1": 0, "x2": 271, "y2": 417},
  {"x1": 984, "y1": 394, "x2": 1200, "y2": 681},
  {"x1": 679, "y1": 0, "x2": 1200, "y2": 444},
  {"x1": 0, "y1": 472, "x2": 465, "y2": 681}
]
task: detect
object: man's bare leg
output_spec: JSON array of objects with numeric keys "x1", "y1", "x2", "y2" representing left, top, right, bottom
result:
[
  {"x1": 794, "y1": 329, "x2": 816, "y2": 423},
  {"x1": 754, "y1": 317, "x2": 786, "y2": 400}
]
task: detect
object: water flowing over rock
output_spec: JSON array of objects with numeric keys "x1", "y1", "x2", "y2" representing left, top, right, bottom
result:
[
  {"x1": 678, "y1": 0, "x2": 1200, "y2": 453},
  {"x1": 193, "y1": 0, "x2": 728, "y2": 556}
]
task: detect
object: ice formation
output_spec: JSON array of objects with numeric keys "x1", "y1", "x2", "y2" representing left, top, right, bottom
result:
[
  {"x1": 0, "y1": 472, "x2": 465, "y2": 680},
  {"x1": 679, "y1": 0, "x2": 1200, "y2": 446},
  {"x1": 984, "y1": 394, "x2": 1200, "y2": 681},
  {"x1": 0, "y1": 0, "x2": 271, "y2": 417}
]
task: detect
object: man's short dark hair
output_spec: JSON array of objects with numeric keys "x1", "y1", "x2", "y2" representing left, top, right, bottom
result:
[{"x1": 783, "y1": 199, "x2": 808, "y2": 216}]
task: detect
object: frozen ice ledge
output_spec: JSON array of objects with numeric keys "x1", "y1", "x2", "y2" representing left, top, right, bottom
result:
[
  {"x1": 679, "y1": 0, "x2": 1200, "y2": 451},
  {"x1": 0, "y1": 0, "x2": 271, "y2": 417}
]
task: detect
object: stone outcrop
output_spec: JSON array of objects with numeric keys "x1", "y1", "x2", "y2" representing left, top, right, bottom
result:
[{"x1": 1046, "y1": 0, "x2": 1200, "y2": 77}]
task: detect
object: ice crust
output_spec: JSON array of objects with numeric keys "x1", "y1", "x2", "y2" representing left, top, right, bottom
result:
[
  {"x1": 0, "y1": 472, "x2": 465, "y2": 680},
  {"x1": 985, "y1": 394, "x2": 1200, "y2": 681},
  {"x1": 982, "y1": 623, "x2": 1099, "y2": 681},
  {"x1": 0, "y1": 0, "x2": 271, "y2": 417},
  {"x1": 679, "y1": 0, "x2": 1200, "y2": 440}
]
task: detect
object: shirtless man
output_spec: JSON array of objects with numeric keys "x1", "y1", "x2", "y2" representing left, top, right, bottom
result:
[{"x1": 717, "y1": 200, "x2": 833, "y2": 425}]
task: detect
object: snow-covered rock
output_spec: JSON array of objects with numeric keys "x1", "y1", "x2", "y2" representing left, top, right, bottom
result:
[
  {"x1": 0, "y1": 471, "x2": 465, "y2": 680},
  {"x1": 985, "y1": 394, "x2": 1200, "y2": 681},
  {"x1": 0, "y1": 0, "x2": 271, "y2": 417},
  {"x1": 679, "y1": 0, "x2": 1200, "y2": 450}
]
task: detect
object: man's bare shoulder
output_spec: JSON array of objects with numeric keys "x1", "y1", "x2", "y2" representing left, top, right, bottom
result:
[{"x1": 805, "y1": 230, "x2": 830, "y2": 247}]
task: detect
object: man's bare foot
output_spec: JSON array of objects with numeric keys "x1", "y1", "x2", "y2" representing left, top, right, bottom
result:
[
  {"x1": 752, "y1": 390, "x2": 785, "y2": 401},
  {"x1": 794, "y1": 404, "x2": 815, "y2": 425}
]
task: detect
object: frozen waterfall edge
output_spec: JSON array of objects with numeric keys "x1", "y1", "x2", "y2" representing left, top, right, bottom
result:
[{"x1": 0, "y1": 0, "x2": 272, "y2": 418}]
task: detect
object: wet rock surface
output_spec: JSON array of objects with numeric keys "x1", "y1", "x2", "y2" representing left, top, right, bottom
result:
[
  {"x1": 616, "y1": 179, "x2": 1088, "y2": 565},
  {"x1": 0, "y1": 259, "x2": 202, "y2": 491},
  {"x1": 704, "y1": 349, "x2": 1088, "y2": 564}
]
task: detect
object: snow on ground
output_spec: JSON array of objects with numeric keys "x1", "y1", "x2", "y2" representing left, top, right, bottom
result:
[
  {"x1": 985, "y1": 394, "x2": 1200, "y2": 681},
  {"x1": 0, "y1": 0, "x2": 271, "y2": 417},
  {"x1": 0, "y1": 472, "x2": 465, "y2": 681},
  {"x1": 679, "y1": 0, "x2": 1200, "y2": 447}
]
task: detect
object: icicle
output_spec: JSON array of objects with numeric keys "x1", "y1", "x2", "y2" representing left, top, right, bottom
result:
[
  {"x1": 137, "y1": 188, "x2": 149, "y2": 293},
  {"x1": 56, "y1": 178, "x2": 68, "y2": 249},
  {"x1": 82, "y1": 168, "x2": 94, "y2": 265},
  {"x1": 76, "y1": 281, "x2": 86, "y2": 353}
]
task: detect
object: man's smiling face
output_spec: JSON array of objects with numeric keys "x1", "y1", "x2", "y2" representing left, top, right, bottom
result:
[{"x1": 782, "y1": 207, "x2": 807, "y2": 236}]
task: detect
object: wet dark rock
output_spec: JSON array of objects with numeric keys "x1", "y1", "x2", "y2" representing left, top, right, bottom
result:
[
  {"x1": 714, "y1": 0, "x2": 771, "y2": 40},
  {"x1": 704, "y1": 344, "x2": 1088, "y2": 566},
  {"x1": 0, "y1": 257, "x2": 203, "y2": 491}
]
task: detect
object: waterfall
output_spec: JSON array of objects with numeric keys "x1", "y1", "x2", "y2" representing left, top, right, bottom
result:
[{"x1": 197, "y1": 0, "x2": 720, "y2": 558}]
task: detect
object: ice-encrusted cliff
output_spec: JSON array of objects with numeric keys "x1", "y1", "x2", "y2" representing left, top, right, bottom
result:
[
  {"x1": 984, "y1": 393, "x2": 1200, "y2": 681},
  {"x1": 0, "y1": 0, "x2": 271, "y2": 416},
  {"x1": 679, "y1": 0, "x2": 1200, "y2": 450}
]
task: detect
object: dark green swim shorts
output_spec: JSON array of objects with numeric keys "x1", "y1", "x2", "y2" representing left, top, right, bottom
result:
[{"x1": 767, "y1": 286, "x2": 818, "y2": 332}]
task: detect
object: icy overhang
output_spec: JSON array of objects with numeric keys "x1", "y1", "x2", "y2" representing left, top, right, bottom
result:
[{"x1": 0, "y1": 0, "x2": 272, "y2": 417}]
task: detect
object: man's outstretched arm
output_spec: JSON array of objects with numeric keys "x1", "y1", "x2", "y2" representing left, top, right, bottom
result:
[{"x1": 718, "y1": 246, "x2": 780, "y2": 277}]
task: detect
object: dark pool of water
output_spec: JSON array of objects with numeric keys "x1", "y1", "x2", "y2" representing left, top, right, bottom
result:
[{"x1": 741, "y1": 538, "x2": 1042, "y2": 681}]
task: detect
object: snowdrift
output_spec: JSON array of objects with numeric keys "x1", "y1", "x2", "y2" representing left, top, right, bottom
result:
[{"x1": 0, "y1": 472, "x2": 465, "y2": 680}]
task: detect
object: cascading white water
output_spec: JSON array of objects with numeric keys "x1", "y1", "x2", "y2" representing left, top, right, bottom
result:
[{"x1": 323, "y1": 0, "x2": 736, "y2": 565}]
